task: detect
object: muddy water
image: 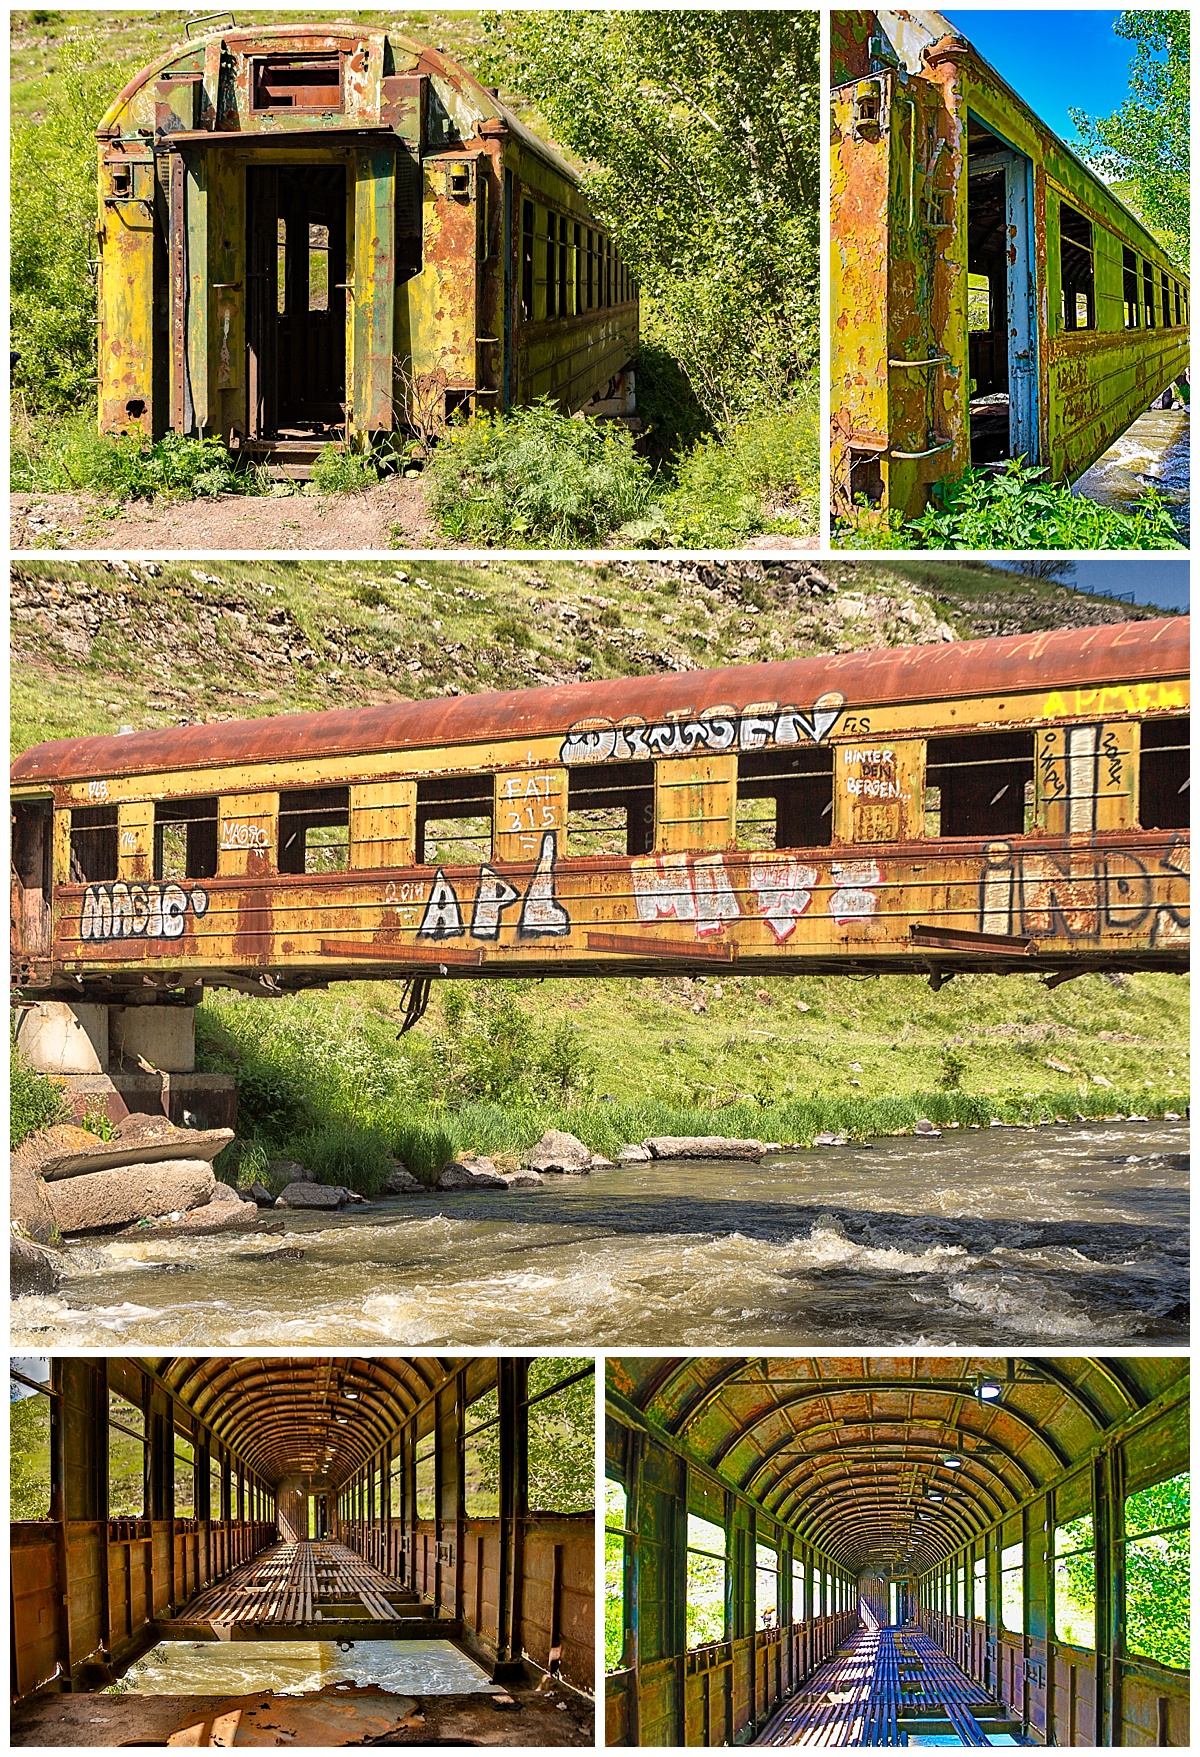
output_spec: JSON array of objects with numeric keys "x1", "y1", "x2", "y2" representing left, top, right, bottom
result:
[
  {"x1": 107, "y1": 1639, "x2": 495, "y2": 1697},
  {"x1": 11, "y1": 1121, "x2": 1187, "y2": 1351},
  {"x1": 1071, "y1": 408, "x2": 1189, "y2": 542}
]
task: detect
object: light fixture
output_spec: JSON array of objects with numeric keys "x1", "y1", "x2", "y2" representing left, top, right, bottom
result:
[
  {"x1": 975, "y1": 1381, "x2": 1002, "y2": 1402},
  {"x1": 926, "y1": 1490, "x2": 945, "y2": 1502},
  {"x1": 943, "y1": 1455, "x2": 965, "y2": 1468}
]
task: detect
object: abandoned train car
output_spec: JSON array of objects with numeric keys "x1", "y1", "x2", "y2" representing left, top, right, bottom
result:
[
  {"x1": 605, "y1": 1355, "x2": 1190, "y2": 1747},
  {"x1": 96, "y1": 20, "x2": 638, "y2": 464},
  {"x1": 11, "y1": 1354, "x2": 594, "y2": 1748},
  {"x1": 11, "y1": 618, "x2": 1190, "y2": 1061},
  {"x1": 830, "y1": 9, "x2": 1190, "y2": 521}
]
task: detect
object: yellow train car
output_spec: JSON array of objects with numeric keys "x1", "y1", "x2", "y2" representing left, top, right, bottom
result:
[
  {"x1": 11, "y1": 618, "x2": 1189, "y2": 1012},
  {"x1": 831, "y1": 9, "x2": 1190, "y2": 522},
  {"x1": 96, "y1": 19, "x2": 638, "y2": 466}
]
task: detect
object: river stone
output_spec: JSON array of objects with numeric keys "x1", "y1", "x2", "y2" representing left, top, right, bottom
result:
[
  {"x1": 45, "y1": 1159, "x2": 216, "y2": 1235},
  {"x1": 268, "y1": 1159, "x2": 311, "y2": 1185},
  {"x1": 248, "y1": 1182, "x2": 278, "y2": 1207},
  {"x1": 12, "y1": 1234, "x2": 63, "y2": 1296},
  {"x1": 813, "y1": 1132, "x2": 848, "y2": 1147},
  {"x1": 206, "y1": 1179, "x2": 242, "y2": 1204},
  {"x1": 645, "y1": 1136, "x2": 766, "y2": 1161},
  {"x1": 384, "y1": 1162, "x2": 424, "y2": 1194},
  {"x1": 589, "y1": 1154, "x2": 616, "y2": 1171},
  {"x1": 617, "y1": 1144, "x2": 652, "y2": 1164},
  {"x1": 524, "y1": 1129, "x2": 593, "y2": 1174},
  {"x1": 915, "y1": 1119, "x2": 942, "y2": 1137},
  {"x1": 274, "y1": 1182, "x2": 347, "y2": 1209},
  {"x1": 11, "y1": 1149, "x2": 60, "y2": 1243},
  {"x1": 501, "y1": 1168, "x2": 544, "y2": 1188},
  {"x1": 116, "y1": 1197, "x2": 259, "y2": 1238},
  {"x1": 437, "y1": 1157, "x2": 507, "y2": 1190}
]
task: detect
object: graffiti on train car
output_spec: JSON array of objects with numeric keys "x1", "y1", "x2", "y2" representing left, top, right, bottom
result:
[
  {"x1": 980, "y1": 837, "x2": 1189, "y2": 945},
  {"x1": 631, "y1": 851, "x2": 884, "y2": 940},
  {"x1": 559, "y1": 693, "x2": 847, "y2": 765},
  {"x1": 80, "y1": 882, "x2": 210, "y2": 941},
  {"x1": 418, "y1": 830, "x2": 570, "y2": 941},
  {"x1": 1042, "y1": 681, "x2": 1188, "y2": 721}
]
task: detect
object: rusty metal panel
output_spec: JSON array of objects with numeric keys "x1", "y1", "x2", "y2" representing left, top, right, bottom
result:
[
  {"x1": 117, "y1": 801, "x2": 154, "y2": 883},
  {"x1": 493, "y1": 766, "x2": 564, "y2": 864},
  {"x1": 349, "y1": 780, "x2": 416, "y2": 870},
  {"x1": 834, "y1": 735, "x2": 925, "y2": 844},
  {"x1": 656, "y1": 756, "x2": 736, "y2": 855},
  {"x1": 381, "y1": 72, "x2": 427, "y2": 150},
  {"x1": 97, "y1": 141, "x2": 157, "y2": 435},
  {"x1": 351, "y1": 143, "x2": 397, "y2": 431},
  {"x1": 217, "y1": 792, "x2": 277, "y2": 877},
  {"x1": 184, "y1": 154, "x2": 210, "y2": 430}
]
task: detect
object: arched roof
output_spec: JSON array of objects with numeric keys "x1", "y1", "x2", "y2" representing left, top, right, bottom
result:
[
  {"x1": 11, "y1": 617, "x2": 1186, "y2": 785},
  {"x1": 608, "y1": 1355, "x2": 1188, "y2": 1574},
  {"x1": 149, "y1": 1355, "x2": 461, "y2": 1487}
]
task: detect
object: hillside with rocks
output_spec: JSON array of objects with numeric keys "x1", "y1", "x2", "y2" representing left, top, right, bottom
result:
[{"x1": 10, "y1": 556, "x2": 1170, "y2": 756}]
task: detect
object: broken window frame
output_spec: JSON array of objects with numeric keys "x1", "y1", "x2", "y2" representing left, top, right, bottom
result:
[
  {"x1": 414, "y1": 1428, "x2": 436, "y2": 1522},
  {"x1": 1000, "y1": 1539, "x2": 1024, "y2": 1634},
  {"x1": 108, "y1": 1388, "x2": 149, "y2": 1522},
  {"x1": 1138, "y1": 716, "x2": 1189, "y2": 830},
  {"x1": 250, "y1": 53, "x2": 344, "y2": 114},
  {"x1": 566, "y1": 761, "x2": 655, "y2": 857},
  {"x1": 415, "y1": 774, "x2": 494, "y2": 866},
  {"x1": 685, "y1": 1511, "x2": 728, "y2": 1649},
  {"x1": 174, "y1": 1426, "x2": 196, "y2": 1522},
  {"x1": 1053, "y1": 1512, "x2": 1096, "y2": 1649},
  {"x1": 735, "y1": 748, "x2": 835, "y2": 852},
  {"x1": 1123, "y1": 248, "x2": 1141, "y2": 328},
  {"x1": 277, "y1": 786, "x2": 351, "y2": 875},
  {"x1": 69, "y1": 804, "x2": 119, "y2": 883},
  {"x1": 1058, "y1": 203, "x2": 1095, "y2": 332},
  {"x1": 1143, "y1": 259, "x2": 1157, "y2": 328},
  {"x1": 755, "y1": 1540, "x2": 780, "y2": 1630},
  {"x1": 154, "y1": 796, "x2": 219, "y2": 882},
  {"x1": 462, "y1": 1380, "x2": 501, "y2": 1520},
  {"x1": 605, "y1": 1477, "x2": 632, "y2": 1671},
  {"x1": 1122, "y1": 1470, "x2": 1189, "y2": 1672},
  {"x1": 521, "y1": 200, "x2": 535, "y2": 321},
  {"x1": 924, "y1": 731, "x2": 1035, "y2": 839}
]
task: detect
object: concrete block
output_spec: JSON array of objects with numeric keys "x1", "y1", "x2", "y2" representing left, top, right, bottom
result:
[
  {"x1": 111, "y1": 1005, "x2": 196, "y2": 1073},
  {"x1": 16, "y1": 1001, "x2": 109, "y2": 1075}
]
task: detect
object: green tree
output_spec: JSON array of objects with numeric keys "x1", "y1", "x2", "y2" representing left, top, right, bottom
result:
[
  {"x1": 1069, "y1": 12, "x2": 1189, "y2": 258},
  {"x1": 10, "y1": 1388, "x2": 53, "y2": 1521},
  {"x1": 526, "y1": 1359, "x2": 594, "y2": 1513},
  {"x1": 478, "y1": 10, "x2": 819, "y2": 428}
]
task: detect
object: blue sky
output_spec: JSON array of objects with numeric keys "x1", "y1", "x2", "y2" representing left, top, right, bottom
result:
[
  {"x1": 943, "y1": 11, "x2": 1131, "y2": 146},
  {"x1": 996, "y1": 560, "x2": 1189, "y2": 611}
]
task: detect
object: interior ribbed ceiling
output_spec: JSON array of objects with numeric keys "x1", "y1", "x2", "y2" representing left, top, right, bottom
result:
[
  {"x1": 148, "y1": 1357, "x2": 461, "y2": 1487},
  {"x1": 608, "y1": 1355, "x2": 1187, "y2": 1573}
]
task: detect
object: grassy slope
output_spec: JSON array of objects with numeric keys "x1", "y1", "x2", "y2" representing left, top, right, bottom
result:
[{"x1": 11, "y1": 559, "x2": 1186, "y2": 1182}]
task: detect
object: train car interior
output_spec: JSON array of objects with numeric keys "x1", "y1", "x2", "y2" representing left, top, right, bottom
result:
[
  {"x1": 967, "y1": 117, "x2": 1036, "y2": 466},
  {"x1": 10, "y1": 1355, "x2": 595, "y2": 1748},
  {"x1": 605, "y1": 1356, "x2": 1189, "y2": 1747}
]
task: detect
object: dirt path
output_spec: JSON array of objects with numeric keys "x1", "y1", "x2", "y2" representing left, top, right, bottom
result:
[{"x1": 11, "y1": 476, "x2": 441, "y2": 552}]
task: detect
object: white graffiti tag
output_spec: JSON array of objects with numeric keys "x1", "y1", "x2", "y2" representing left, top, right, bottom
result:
[
  {"x1": 632, "y1": 852, "x2": 740, "y2": 938},
  {"x1": 828, "y1": 859, "x2": 882, "y2": 924},
  {"x1": 560, "y1": 692, "x2": 846, "y2": 765},
  {"x1": 417, "y1": 832, "x2": 571, "y2": 943},
  {"x1": 80, "y1": 882, "x2": 209, "y2": 941},
  {"x1": 750, "y1": 860, "x2": 819, "y2": 942}
]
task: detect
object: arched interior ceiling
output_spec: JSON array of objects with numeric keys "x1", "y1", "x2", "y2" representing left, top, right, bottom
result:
[
  {"x1": 609, "y1": 1356, "x2": 1188, "y2": 1575},
  {"x1": 149, "y1": 1357, "x2": 461, "y2": 1489}
]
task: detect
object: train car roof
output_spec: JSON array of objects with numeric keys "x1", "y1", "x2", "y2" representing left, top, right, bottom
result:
[
  {"x1": 11, "y1": 617, "x2": 1186, "y2": 787},
  {"x1": 97, "y1": 21, "x2": 582, "y2": 191}
]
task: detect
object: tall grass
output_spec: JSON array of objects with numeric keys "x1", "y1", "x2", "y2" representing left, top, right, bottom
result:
[{"x1": 12, "y1": 413, "x2": 266, "y2": 499}]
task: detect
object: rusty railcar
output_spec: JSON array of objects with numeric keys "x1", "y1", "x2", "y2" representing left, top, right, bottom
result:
[
  {"x1": 11, "y1": 1354, "x2": 594, "y2": 1727},
  {"x1": 831, "y1": 10, "x2": 1190, "y2": 522},
  {"x1": 605, "y1": 1355, "x2": 1190, "y2": 1746},
  {"x1": 96, "y1": 20, "x2": 638, "y2": 466},
  {"x1": 10, "y1": 619, "x2": 1189, "y2": 1010}
]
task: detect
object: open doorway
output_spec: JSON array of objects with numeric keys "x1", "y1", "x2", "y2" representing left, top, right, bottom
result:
[
  {"x1": 247, "y1": 165, "x2": 347, "y2": 440},
  {"x1": 11, "y1": 800, "x2": 53, "y2": 961},
  {"x1": 966, "y1": 118, "x2": 1037, "y2": 466}
]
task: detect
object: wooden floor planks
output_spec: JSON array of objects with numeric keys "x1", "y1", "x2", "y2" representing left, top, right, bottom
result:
[{"x1": 180, "y1": 1541, "x2": 414, "y2": 1629}]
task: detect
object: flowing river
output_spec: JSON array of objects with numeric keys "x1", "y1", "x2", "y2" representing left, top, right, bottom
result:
[{"x1": 11, "y1": 1120, "x2": 1187, "y2": 1351}]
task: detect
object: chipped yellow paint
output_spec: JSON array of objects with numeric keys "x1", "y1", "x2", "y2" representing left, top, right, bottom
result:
[
  {"x1": 349, "y1": 781, "x2": 415, "y2": 870},
  {"x1": 117, "y1": 802, "x2": 154, "y2": 883}
]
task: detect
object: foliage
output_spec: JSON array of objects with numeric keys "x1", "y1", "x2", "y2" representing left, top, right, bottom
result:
[
  {"x1": 605, "y1": 1479, "x2": 627, "y2": 1671},
  {"x1": 1070, "y1": 12, "x2": 1189, "y2": 258},
  {"x1": 479, "y1": 9, "x2": 819, "y2": 426},
  {"x1": 525, "y1": 1359, "x2": 594, "y2": 1513},
  {"x1": 10, "y1": 1387, "x2": 53, "y2": 1521},
  {"x1": 651, "y1": 391, "x2": 820, "y2": 545},
  {"x1": 81, "y1": 1108, "x2": 119, "y2": 1141},
  {"x1": 633, "y1": 340, "x2": 715, "y2": 465},
  {"x1": 11, "y1": 1036, "x2": 68, "y2": 1146},
  {"x1": 1124, "y1": 1471, "x2": 1189, "y2": 1670},
  {"x1": 433, "y1": 988, "x2": 595, "y2": 1106},
  {"x1": 425, "y1": 398, "x2": 654, "y2": 546},
  {"x1": 10, "y1": 41, "x2": 110, "y2": 413},
  {"x1": 310, "y1": 445, "x2": 381, "y2": 495},
  {"x1": 939, "y1": 1047, "x2": 968, "y2": 1091},
  {"x1": 906, "y1": 461, "x2": 1184, "y2": 551},
  {"x1": 12, "y1": 416, "x2": 264, "y2": 501}
]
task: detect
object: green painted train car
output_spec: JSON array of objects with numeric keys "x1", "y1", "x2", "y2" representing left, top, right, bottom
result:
[
  {"x1": 96, "y1": 20, "x2": 638, "y2": 465},
  {"x1": 831, "y1": 9, "x2": 1189, "y2": 521}
]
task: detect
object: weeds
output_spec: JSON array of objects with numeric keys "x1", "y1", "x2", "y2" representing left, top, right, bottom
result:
[
  {"x1": 310, "y1": 445, "x2": 381, "y2": 495},
  {"x1": 425, "y1": 398, "x2": 655, "y2": 546},
  {"x1": 12, "y1": 413, "x2": 266, "y2": 500},
  {"x1": 11, "y1": 1037, "x2": 68, "y2": 1147},
  {"x1": 647, "y1": 392, "x2": 820, "y2": 545},
  {"x1": 907, "y1": 460, "x2": 1184, "y2": 550}
]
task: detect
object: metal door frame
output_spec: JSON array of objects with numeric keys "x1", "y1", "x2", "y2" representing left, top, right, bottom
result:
[{"x1": 968, "y1": 124, "x2": 1039, "y2": 464}]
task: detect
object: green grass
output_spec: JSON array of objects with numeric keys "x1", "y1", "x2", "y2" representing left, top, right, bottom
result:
[
  {"x1": 12, "y1": 412, "x2": 267, "y2": 499},
  {"x1": 193, "y1": 970, "x2": 1188, "y2": 1191}
]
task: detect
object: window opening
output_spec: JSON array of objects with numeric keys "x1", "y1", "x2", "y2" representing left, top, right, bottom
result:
[
  {"x1": 1059, "y1": 204, "x2": 1095, "y2": 330},
  {"x1": 521, "y1": 201, "x2": 535, "y2": 320},
  {"x1": 525, "y1": 1357, "x2": 594, "y2": 1513},
  {"x1": 70, "y1": 805, "x2": 118, "y2": 882},
  {"x1": 925, "y1": 731, "x2": 1034, "y2": 837},
  {"x1": 574, "y1": 222, "x2": 583, "y2": 314},
  {"x1": 463, "y1": 1381, "x2": 500, "y2": 1518},
  {"x1": 558, "y1": 214, "x2": 569, "y2": 317},
  {"x1": 1124, "y1": 1471, "x2": 1189, "y2": 1670},
  {"x1": 1161, "y1": 268, "x2": 1171, "y2": 328},
  {"x1": 792, "y1": 1556, "x2": 806, "y2": 1622},
  {"x1": 567, "y1": 761, "x2": 654, "y2": 856},
  {"x1": 174, "y1": 1428, "x2": 196, "y2": 1520},
  {"x1": 390, "y1": 1444, "x2": 403, "y2": 1525},
  {"x1": 967, "y1": 271, "x2": 991, "y2": 331},
  {"x1": 1054, "y1": 1513, "x2": 1095, "y2": 1648},
  {"x1": 309, "y1": 222, "x2": 329, "y2": 310},
  {"x1": 736, "y1": 748, "x2": 834, "y2": 850},
  {"x1": 154, "y1": 797, "x2": 218, "y2": 881},
  {"x1": 109, "y1": 1389, "x2": 148, "y2": 1519},
  {"x1": 546, "y1": 212, "x2": 557, "y2": 320},
  {"x1": 416, "y1": 774, "x2": 494, "y2": 865},
  {"x1": 605, "y1": 1479, "x2": 631, "y2": 1670},
  {"x1": 812, "y1": 1564, "x2": 823, "y2": 1617},
  {"x1": 756, "y1": 1542, "x2": 779, "y2": 1629},
  {"x1": 278, "y1": 786, "x2": 350, "y2": 874},
  {"x1": 277, "y1": 217, "x2": 288, "y2": 315},
  {"x1": 1143, "y1": 259, "x2": 1156, "y2": 327},
  {"x1": 1123, "y1": 247, "x2": 1141, "y2": 327},
  {"x1": 1000, "y1": 1540, "x2": 1023, "y2": 1633},
  {"x1": 210, "y1": 1453, "x2": 223, "y2": 1523},
  {"x1": 10, "y1": 1359, "x2": 54, "y2": 1521},
  {"x1": 686, "y1": 1512, "x2": 727, "y2": 1647},
  {"x1": 1139, "y1": 716, "x2": 1189, "y2": 829},
  {"x1": 848, "y1": 447, "x2": 884, "y2": 505},
  {"x1": 415, "y1": 1431, "x2": 436, "y2": 1520},
  {"x1": 252, "y1": 54, "x2": 343, "y2": 112}
]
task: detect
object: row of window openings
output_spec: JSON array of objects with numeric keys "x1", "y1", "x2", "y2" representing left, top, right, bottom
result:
[
  {"x1": 1053, "y1": 202, "x2": 1188, "y2": 334},
  {"x1": 520, "y1": 201, "x2": 632, "y2": 322},
  {"x1": 66, "y1": 725, "x2": 1189, "y2": 884}
]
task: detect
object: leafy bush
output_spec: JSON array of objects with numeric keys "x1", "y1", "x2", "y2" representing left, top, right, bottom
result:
[
  {"x1": 310, "y1": 445, "x2": 381, "y2": 495},
  {"x1": 648, "y1": 392, "x2": 820, "y2": 547},
  {"x1": 11, "y1": 1036, "x2": 68, "y2": 1147},
  {"x1": 12, "y1": 416, "x2": 262, "y2": 500},
  {"x1": 425, "y1": 399, "x2": 655, "y2": 546},
  {"x1": 907, "y1": 460, "x2": 1184, "y2": 550}
]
